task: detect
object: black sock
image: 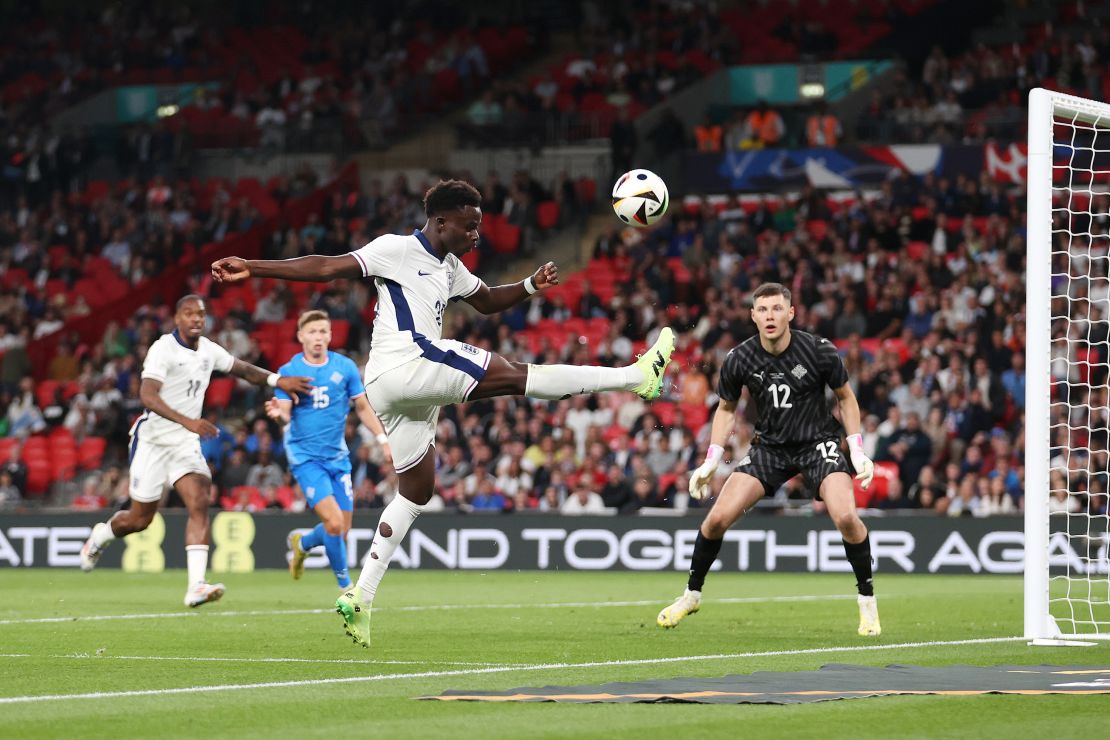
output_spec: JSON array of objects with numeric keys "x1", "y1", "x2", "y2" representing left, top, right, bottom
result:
[
  {"x1": 843, "y1": 534, "x2": 874, "y2": 597},
  {"x1": 687, "y1": 532, "x2": 723, "y2": 592}
]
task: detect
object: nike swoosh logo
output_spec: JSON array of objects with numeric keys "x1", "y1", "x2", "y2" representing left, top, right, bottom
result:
[{"x1": 417, "y1": 270, "x2": 431, "y2": 277}]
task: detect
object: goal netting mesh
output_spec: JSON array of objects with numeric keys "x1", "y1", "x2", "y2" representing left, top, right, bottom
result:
[{"x1": 1039, "y1": 90, "x2": 1110, "y2": 638}]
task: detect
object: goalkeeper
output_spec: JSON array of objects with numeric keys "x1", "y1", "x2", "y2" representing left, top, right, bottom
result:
[{"x1": 657, "y1": 283, "x2": 881, "y2": 636}]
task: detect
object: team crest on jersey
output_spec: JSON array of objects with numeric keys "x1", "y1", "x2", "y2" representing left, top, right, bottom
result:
[
  {"x1": 330, "y1": 371, "x2": 344, "y2": 384},
  {"x1": 201, "y1": 359, "x2": 211, "y2": 373},
  {"x1": 791, "y1": 364, "x2": 808, "y2": 380}
]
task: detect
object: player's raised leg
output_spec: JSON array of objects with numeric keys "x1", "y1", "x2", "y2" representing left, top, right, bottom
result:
[
  {"x1": 176, "y1": 472, "x2": 225, "y2": 608},
  {"x1": 471, "y1": 327, "x2": 675, "y2": 402},
  {"x1": 657, "y1": 470, "x2": 766, "y2": 628},
  {"x1": 820, "y1": 471, "x2": 880, "y2": 636}
]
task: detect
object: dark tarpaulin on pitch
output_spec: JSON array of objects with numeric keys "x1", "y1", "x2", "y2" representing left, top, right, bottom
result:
[{"x1": 422, "y1": 664, "x2": 1110, "y2": 704}]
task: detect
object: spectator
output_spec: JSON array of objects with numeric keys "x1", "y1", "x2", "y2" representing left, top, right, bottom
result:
[
  {"x1": 741, "y1": 100, "x2": 785, "y2": 148},
  {"x1": 560, "y1": 487, "x2": 606, "y2": 514},
  {"x1": 7, "y1": 378, "x2": 46, "y2": 437},
  {"x1": 71, "y1": 476, "x2": 107, "y2": 510},
  {"x1": 220, "y1": 449, "x2": 253, "y2": 490},
  {"x1": 246, "y1": 449, "x2": 284, "y2": 490},
  {"x1": 804, "y1": 101, "x2": 841, "y2": 147},
  {"x1": 0, "y1": 466, "x2": 19, "y2": 508}
]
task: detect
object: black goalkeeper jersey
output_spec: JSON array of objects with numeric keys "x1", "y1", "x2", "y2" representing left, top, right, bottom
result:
[{"x1": 717, "y1": 329, "x2": 849, "y2": 448}]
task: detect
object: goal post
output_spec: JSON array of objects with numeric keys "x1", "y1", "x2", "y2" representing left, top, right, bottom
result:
[{"x1": 1026, "y1": 87, "x2": 1110, "y2": 644}]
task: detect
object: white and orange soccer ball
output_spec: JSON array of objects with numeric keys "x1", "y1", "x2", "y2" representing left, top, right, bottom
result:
[{"x1": 611, "y1": 168, "x2": 669, "y2": 227}]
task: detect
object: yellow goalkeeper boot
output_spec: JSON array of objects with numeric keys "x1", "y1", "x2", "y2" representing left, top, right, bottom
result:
[
  {"x1": 633, "y1": 327, "x2": 675, "y2": 401},
  {"x1": 656, "y1": 588, "x2": 701, "y2": 628},
  {"x1": 857, "y1": 595, "x2": 881, "y2": 636}
]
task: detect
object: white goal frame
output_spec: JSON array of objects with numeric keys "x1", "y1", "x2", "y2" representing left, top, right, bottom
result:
[{"x1": 1026, "y1": 87, "x2": 1110, "y2": 645}]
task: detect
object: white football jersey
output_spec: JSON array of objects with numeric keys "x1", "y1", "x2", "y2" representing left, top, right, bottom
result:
[
  {"x1": 350, "y1": 230, "x2": 485, "y2": 381},
  {"x1": 132, "y1": 331, "x2": 235, "y2": 445}
]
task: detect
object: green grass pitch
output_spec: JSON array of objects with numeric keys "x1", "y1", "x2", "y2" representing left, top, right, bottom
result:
[{"x1": 0, "y1": 570, "x2": 1106, "y2": 738}]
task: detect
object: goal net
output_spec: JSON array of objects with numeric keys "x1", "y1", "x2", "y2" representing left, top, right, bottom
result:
[{"x1": 1027, "y1": 88, "x2": 1110, "y2": 642}]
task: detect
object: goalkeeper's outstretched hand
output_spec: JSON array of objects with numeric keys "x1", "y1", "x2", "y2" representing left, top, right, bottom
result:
[
  {"x1": 689, "y1": 444, "x2": 725, "y2": 500},
  {"x1": 688, "y1": 459, "x2": 717, "y2": 500},
  {"x1": 847, "y1": 433, "x2": 874, "y2": 490}
]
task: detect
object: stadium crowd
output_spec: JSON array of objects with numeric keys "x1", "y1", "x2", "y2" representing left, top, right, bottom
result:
[{"x1": 0, "y1": 159, "x2": 1066, "y2": 520}]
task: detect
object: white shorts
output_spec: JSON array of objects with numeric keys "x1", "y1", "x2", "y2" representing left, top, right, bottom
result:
[
  {"x1": 128, "y1": 433, "x2": 210, "y2": 503},
  {"x1": 364, "y1": 338, "x2": 491, "y2": 473}
]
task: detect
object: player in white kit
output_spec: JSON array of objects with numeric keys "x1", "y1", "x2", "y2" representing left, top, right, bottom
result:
[
  {"x1": 79, "y1": 295, "x2": 312, "y2": 607},
  {"x1": 211, "y1": 180, "x2": 675, "y2": 645}
]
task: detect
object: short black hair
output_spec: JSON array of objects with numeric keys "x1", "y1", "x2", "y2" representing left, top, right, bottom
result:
[
  {"x1": 752, "y1": 282, "x2": 792, "y2": 304},
  {"x1": 424, "y1": 179, "x2": 481, "y2": 217},
  {"x1": 176, "y1": 294, "x2": 205, "y2": 312}
]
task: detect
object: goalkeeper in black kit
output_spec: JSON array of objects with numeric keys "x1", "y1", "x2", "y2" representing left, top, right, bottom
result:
[{"x1": 657, "y1": 283, "x2": 881, "y2": 636}]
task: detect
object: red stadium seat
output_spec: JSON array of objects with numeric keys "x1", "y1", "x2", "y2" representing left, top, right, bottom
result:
[
  {"x1": 536, "y1": 201, "x2": 560, "y2": 230},
  {"x1": 205, "y1": 377, "x2": 235, "y2": 407},
  {"x1": 78, "y1": 437, "x2": 107, "y2": 469},
  {"x1": 329, "y1": 319, "x2": 349, "y2": 348},
  {"x1": 36, "y1": 380, "x2": 61, "y2": 409}
]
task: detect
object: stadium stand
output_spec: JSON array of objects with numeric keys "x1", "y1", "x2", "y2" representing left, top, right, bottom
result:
[{"x1": 0, "y1": 0, "x2": 1071, "y2": 524}]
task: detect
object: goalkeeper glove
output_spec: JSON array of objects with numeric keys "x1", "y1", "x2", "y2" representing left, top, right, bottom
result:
[
  {"x1": 847, "y1": 434, "x2": 874, "y2": 490},
  {"x1": 689, "y1": 444, "x2": 724, "y2": 500}
]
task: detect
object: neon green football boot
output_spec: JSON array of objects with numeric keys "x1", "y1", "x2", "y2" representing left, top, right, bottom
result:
[
  {"x1": 633, "y1": 327, "x2": 675, "y2": 401},
  {"x1": 335, "y1": 590, "x2": 371, "y2": 648}
]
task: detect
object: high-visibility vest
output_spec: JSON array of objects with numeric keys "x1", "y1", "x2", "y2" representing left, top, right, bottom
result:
[
  {"x1": 806, "y1": 114, "x2": 839, "y2": 147},
  {"x1": 694, "y1": 124, "x2": 722, "y2": 151},
  {"x1": 746, "y1": 110, "x2": 782, "y2": 145}
]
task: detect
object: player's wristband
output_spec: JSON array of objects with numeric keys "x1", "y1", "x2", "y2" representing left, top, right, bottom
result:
[
  {"x1": 705, "y1": 444, "x2": 725, "y2": 465},
  {"x1": 375, "y1": 433, "x2": 389, "y2": 445},
  {"x1": 524, "y1": 276, "x2": 538, "y2": 294},
  {"x1": 846, "y1": 434, "x2": 864, "y2": 453},
  {"x1": 266, "y1": 373, "x2": 279, "y2": 388}
]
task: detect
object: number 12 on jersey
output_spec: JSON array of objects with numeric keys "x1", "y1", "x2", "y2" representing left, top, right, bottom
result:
[{"x1": 768, "y1": 383, "x2": 792, "y2": 408}]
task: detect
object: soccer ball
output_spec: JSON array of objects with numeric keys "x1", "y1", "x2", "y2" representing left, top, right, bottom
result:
[{"x1": 611, "y1": 169, "x2": 669, "y2": 227}]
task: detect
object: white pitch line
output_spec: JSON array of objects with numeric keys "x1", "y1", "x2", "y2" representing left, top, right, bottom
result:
[
  {"x1": 0, "y1": 653, "x2": 521, "y2": 668},
  {"x1": 0, "y1": 636, "x2": 1027, "y2": 705},
  {"x1": 0, "y1": 594, "x2": 854, "y2": 627}
]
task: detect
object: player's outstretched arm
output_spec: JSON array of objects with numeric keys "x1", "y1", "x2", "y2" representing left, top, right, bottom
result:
[
  {"x1": 689, "y1": 397, "x2": 738, "y2": 500},
  {"x1": 229, "y1": 359, "x2": 314, "y2": 399},
  {"x1": 352, "y1": 395, "x2": 392, "y2": 463},
  {"x1": 211, "y1": 254, "x2": 363, "y2": 284},
  {"x1": 834, "y1": 383, "x2": 874, "y2": 490},
  {"x1": 465, "y1": 261, "x2": 558, "y2": 315},
  {"x1": 139, "y1": 378, "x2": 218, "y2": 438}
]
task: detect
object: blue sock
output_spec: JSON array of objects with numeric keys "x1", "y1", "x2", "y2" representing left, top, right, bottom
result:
[
  {"x1": 300, "y1": 523, "x2": 325, "y2": 552},
  {"x1": 323, "y1": 531, "x2": 351, "y2": 588}
]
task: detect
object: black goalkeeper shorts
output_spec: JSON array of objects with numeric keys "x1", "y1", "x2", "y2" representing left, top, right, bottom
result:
[{"x1": 733, "y1": 438, "x2": 851, "y2": 499}]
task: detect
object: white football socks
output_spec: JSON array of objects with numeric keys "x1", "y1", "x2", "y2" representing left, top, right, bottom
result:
[
  {"x1": 524, "y1": 363, "x2": 641, "y2": 400},
  {"x1": 356, "y1": 495, "x2": 425, "y2": 605},
  {"x1": 91, "y1": 521, "x2": 116, "y2": 548},
  {"x1": 185, "y1": 544, "x2": 209, "y2": 586}
]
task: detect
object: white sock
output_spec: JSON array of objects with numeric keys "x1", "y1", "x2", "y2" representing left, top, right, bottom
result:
[
  {"x1": 355, "y1": 495, "x2": 424, "y2": 605},
  {"x1": 524, "y1": 363, "x2": 642, "y2": 400},
  {"x1": 185, "y1": 545, "x2": 209, "y2": 586},
  {"x1": 91, "y1": 521, "x2": 116, "y2": 548}
]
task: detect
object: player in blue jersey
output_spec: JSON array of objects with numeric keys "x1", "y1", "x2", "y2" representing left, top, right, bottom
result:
[{"x1": 264, "y1": 309, "x2": 391, "y2": 590}]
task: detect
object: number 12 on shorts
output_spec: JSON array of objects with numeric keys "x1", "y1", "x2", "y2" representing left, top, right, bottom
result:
[{"x1": 816, "y1": 440, "x2": 839, "y2": 461}]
